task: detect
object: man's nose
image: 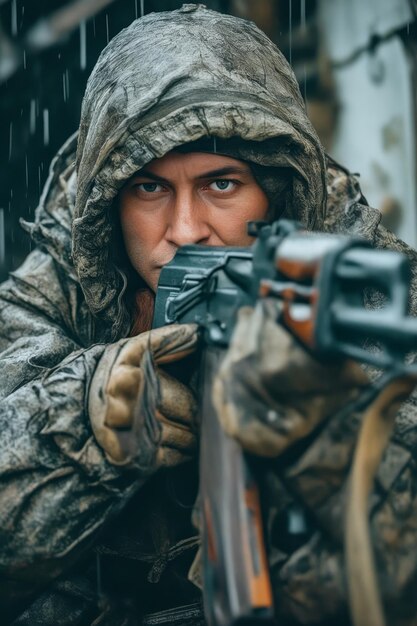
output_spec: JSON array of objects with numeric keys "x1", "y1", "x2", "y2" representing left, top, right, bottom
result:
[{"x1": 165, "y1": 194, "x2": 211, "y2": 247}]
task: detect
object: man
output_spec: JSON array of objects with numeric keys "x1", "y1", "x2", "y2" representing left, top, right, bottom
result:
[{"x1": 1, "y1": 5, "x2": 417, "y2": 625}]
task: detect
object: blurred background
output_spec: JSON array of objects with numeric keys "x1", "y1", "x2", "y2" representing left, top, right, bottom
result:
[{"x1": 1, "y1": 0, "x2": 417, "y2": 281}]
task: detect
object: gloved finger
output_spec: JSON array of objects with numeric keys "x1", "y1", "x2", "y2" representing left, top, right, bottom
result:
[
  {"x1": 93, "y1": 423, "x2": 131, "y2": 465},
  {"x1": 158, "y1": 414, "x2": 197, "y2": 451},
  {"x1": 107, "y1": 363, "x2": 142, "y2": 400},
  {"x1": 157, "y1": 370, "x2": 197, "y2": 426},
  {"x1": 153, "y1": 323, "x2": 200, "y2": 364},
  {"x1": 214, "y1": 390, "x2": 292, "y2": 457},
  {"x1": 106, "y1": 395, "x2": 134, "y2": 428},
  {"x1": 156, "y1": 447, "x2": 194, "y2": 468},
  {"x1": 105, "y1": 364, "x2": 143, "y2": 428},
  {"x1": 118, "y1": 323, "x2": 199, "y2": 368}
]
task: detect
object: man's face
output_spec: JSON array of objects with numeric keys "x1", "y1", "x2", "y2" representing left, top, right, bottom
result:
[{"x1": 118, "y1": 151, "x2": 269, "y2": 291}]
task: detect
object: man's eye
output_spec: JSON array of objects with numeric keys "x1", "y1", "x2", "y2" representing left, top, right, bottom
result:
[
  {"x1": 209, "y1": 180, "x2": 236, "y2": 192},
  {"x1": 137, "y1": 182, "x2": 163, "y2": 193}
]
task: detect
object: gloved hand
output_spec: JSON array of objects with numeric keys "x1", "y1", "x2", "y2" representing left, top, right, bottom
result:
[
  {"x1": 89, "y1": 324, "x2": 200, "y2": 470},
  {"x1": 213, "y1": 300, "x2": 369, "y2": 457}
]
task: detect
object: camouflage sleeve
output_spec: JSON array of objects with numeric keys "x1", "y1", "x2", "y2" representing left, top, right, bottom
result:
[{"x1": 0, "y1": 250, "x2": 141, "y2": 593}]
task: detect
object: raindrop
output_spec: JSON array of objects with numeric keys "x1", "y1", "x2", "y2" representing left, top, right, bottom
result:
[
  {"x1": 30, "y1": 99, "x2": 36, "y2": 134},
  {"x1": 288, "y1": 0, "x2": 292, "y2": 65},
  {"x1": 93, "y1": 17, "x2": 96, "y2": 38},
  {"x1": 0, "y1": 209, "x2": 4, "y2": 269},
  {"x1": 140, "y1": 0, "x2": 145, "y2": 17},
  {"x1": 106, "y1": 14, "x2": 110, "y2": 43},
  {"x1": 63, "y1": 72, "x2": 67, "y2": 102},
  {"x1": 8, "y1": 123, "x2": 12, "y2": 160},
  {"x1": 23, "y1": 49, "x2": 26, "y2": 69},
  {"x1": 25, "y1": 154, "x2": 28, "y2": 189},
  {"x1": 38, "y1": 166, "x2": 42, "y2": 194},
  {"x1": 80, "y1": 20, "x2": 87, "y2": 70},
  {"x1": 134, "y1": 0, "x2": 138, "y2": 19},
  {"x1": 11, "y1": 0, "x2": 17, "y2": 36},
  {"x1": 43, "y1": 109, "x2": 49, "y2": 146},
  {"x1": 65, "y1": 69, "x2": 70, "y2": 99},
  {"x1": 300, "y1": 0, "x2": 305, "y2": 31}
]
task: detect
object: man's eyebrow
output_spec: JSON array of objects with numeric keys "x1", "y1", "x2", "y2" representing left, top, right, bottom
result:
[
  {"x1": 195, "y1": 166, "x2": 250, "y2": 179},
  {"x1": 132, "y1": 166, "x2": 251, "y2": 183},
  {"x1": 132, "y1": 170, "x2": 170, "y2": 183}
]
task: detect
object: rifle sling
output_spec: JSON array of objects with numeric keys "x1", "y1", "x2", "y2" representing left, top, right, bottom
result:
[{"x1": 345, "y1": 373, "x2": 417, "y2": 626}]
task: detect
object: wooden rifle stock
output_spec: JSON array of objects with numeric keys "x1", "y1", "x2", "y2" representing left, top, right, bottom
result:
[{"x1": 199, "y1": 346, "x2": 274, "y2": 626}]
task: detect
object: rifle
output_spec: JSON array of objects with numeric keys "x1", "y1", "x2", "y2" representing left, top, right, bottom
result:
[{"x1": 152, "y1": 219, "x2": 417, "y2": 626}]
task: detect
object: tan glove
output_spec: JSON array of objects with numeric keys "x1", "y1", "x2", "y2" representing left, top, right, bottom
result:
[
  {"x1": 89, "y1": 324, "x2": 200, "y2": 471},
  {"x1": 213, "y1": 300, "x2": 369, "y2": 457}
]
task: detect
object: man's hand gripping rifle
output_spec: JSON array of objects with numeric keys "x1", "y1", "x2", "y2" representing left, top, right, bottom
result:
[{"x1": 152, "y1": 219, "x2": 417, "y2": 626}]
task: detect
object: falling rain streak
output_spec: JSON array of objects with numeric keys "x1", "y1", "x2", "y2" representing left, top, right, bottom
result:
[
  {"x1": 11, "y1": 0, "x2": 17, "y2": 35},
  {"x1": 43, "y1": 109, "x2": 49, "y2": 146},
  {"x1": 0, "y1": 209, "x2": 4, "y2": 269},
  {"x1": 140, "y1": 0, "x2": 145, "y2": 17},
  {"x1": 80, "y1": 21, "x2": 87, "y2": 70},
  {"x1": 62, "y1": 70, "x2": 70, "y2": 101},
  {"x1": 30, "y1": 99, "x2": 36, "y2": 134},
  {"x1": 9, "y1": 123, "x2": 12, "y2": 160},
  {"x1": 106, "y1": 14, "x2": 110, "y2": 43},
  {"x1": 300, "y1": 0, "x2": 306, "y2": 31}
]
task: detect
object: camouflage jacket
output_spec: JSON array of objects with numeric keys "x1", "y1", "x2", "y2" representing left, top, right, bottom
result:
[{"x1": 1, "y1": 6, "x2": 417, "y2": 625}]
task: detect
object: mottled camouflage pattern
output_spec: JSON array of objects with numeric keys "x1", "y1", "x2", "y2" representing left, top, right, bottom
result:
[
  {"x1": 1, "y1": 4, "x2": 417, "y2": 625},
  {"x1": 265, "y1": 160, "x2": 417, "y2": 624}
]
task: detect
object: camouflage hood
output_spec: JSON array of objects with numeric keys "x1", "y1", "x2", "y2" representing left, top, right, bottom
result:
[{"x1": 69, "y1": 4, "x2": 326, "y2": 337}]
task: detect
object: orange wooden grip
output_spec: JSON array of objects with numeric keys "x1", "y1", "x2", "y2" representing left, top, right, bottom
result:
[{"x1": 245, "y1": 483, "x2": 273, "y2": 608}]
